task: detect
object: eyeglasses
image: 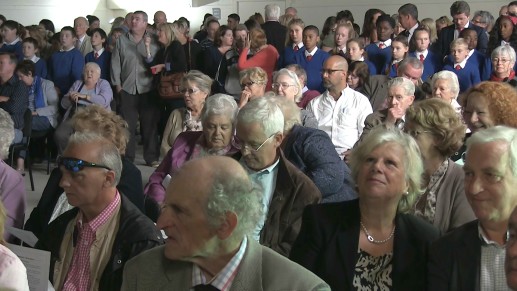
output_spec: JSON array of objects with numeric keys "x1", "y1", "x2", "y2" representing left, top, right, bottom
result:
[
  {"x1": 492, "y1": 58, "x2": 511, "y2": 64},
  {"x1": 404, "y1": 129, "x2": 432, "y2": 138},
  {"x1": 240, "y1": 81, "x2": 256, "y2": 89},
  {"x1": 57, "y1": 157, "x2": 112, "y2": 172},
  {"x1": 272, "y1": 82, "x2": 296, "y2": 90},
  {"x1": 321, "y1": 69, "x2": 344, "y2": 75},
  {"x1": 180, "y1": 88, "x2": 200, "y2": 94},
  {"x1": 235, "y1": 133, "x2": 276, "y2": 152}
]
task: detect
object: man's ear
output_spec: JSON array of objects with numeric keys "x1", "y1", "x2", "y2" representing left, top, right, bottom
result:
[
  {"x1": 216, "y1": 211, "x2": 238, "y2": 240},
  {"x1": 104, "y1": 170, "x2": 116, "y2": 187},
  {"x1": 273, "y1": 132, "x2": 284, "y2": 148}
]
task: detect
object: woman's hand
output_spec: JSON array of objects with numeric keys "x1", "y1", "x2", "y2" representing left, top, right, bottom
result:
[
  {"x1": 69, "y1": 92, "x2": 88, "y2": 102},
  {"x1": 244, "y1": 33, "x2": 251, "y2": 50},
  {"x1": 151, "y1": 64, "x2": 166, "y2": 74},
  {"x1": 239, "y1": 89, "x2": 251, "y2": 109}
]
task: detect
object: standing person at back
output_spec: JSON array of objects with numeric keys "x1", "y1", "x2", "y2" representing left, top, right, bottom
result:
[
  {"x1": 261, "y1": 4, "x2": 287, "y2": 54},
  {"x1": 111, "y1": 11, "x2": 161, "y2": 167},
  {"x1": 74, "y1": 17, "x2": 93, "y2": 57},
  {"x1": 293, "y1": 26, "x2": 329, "y2": 93}
]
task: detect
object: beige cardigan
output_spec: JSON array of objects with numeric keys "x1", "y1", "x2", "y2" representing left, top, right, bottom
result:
[{"x1": 160, "y1": 108, "x2": 185, "y2": 157}]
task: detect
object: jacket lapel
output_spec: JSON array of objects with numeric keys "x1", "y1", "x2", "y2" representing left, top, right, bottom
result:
[
  {"x1": 231, "y1": 239, "x2": 263, "y2": 291},
  {"x1": 457, "y1": 222, "x2": 481, "y2": 291},
  {"x1": 162, "y1": 256, "x2": 192, "y2": 289},
  {"x1": 337, "y1": 202, "x2": 360, "y2": 289}
]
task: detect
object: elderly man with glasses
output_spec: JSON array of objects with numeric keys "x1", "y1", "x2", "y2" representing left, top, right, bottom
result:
[
  {"x1": 235, "y1": 97, "x2": 321, "y2": 257},
  {"x1": 35, "y1": 132, "x2": 162, "y2": 291}
]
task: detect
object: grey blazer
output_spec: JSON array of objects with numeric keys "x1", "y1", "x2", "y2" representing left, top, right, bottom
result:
[{"x1": 121, "y1": 238, "x2": 330, "y2": 291}]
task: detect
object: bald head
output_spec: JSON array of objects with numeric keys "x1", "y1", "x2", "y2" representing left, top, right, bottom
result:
[
  {"x1": 322, "y1": 55, "x2": 349, "y2": 93},
  {"x1": 327, "y1": 55, "x2": 348, "y2": 71},
  {"x1": 154, "y1": 11, "x2": 167, "y2": 25}
]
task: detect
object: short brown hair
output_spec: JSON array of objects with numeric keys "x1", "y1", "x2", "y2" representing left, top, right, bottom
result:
[{"x1": 249, "y1": 28, "x2": 266, "y2": 50}]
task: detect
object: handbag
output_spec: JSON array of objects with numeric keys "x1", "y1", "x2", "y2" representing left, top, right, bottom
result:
[{"x1": 158, "y1": 72, "x2": 185, "y2": 99}]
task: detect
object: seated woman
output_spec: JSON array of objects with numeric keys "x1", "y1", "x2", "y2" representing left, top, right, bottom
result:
[
  {"x1": 238, "y1": 67, "x2": 267, "y2": 108},
  {"x1": 404, "y1": 98, "x2": 476, "y2": 232},
  {"x1": 145, "y1": 94, "x2": 239, "y2": 203},
  {"x1": 431, "y1": 70, "x2": 461, "y2": 113},
  {"x1": 490, "y1": 45, "x2": 517, "y2": 84},
  {"x1": 0, "y1": 108, "x2": 26, "y2": 244},
  {"x1": 160, "y1": 70, "x2": 212, "y2": 156},
  {"x1": 272, "y1": 68, "x2": 317, "y2": 128},
  {"x1": 290, "y1": 126, "x2": 440, "y2": 290},
  {"x1": 271, "y1": 96, "x2": 357, "y2": 203},
  {"x1": 54, "y1": 62, "x2": 113, "y2": 153},
  {"x1": 237, "y1": 28, "x2": 279, "y2": 91},
  {"x1": 24, "y1": 105, "x2": 146, "y2": 238},
  {"x1": 0, "y1": 201, "x2": 29, "y2": 290}
]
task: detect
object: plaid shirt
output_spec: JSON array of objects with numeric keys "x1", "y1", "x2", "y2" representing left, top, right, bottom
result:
[
  {"x1": 62, "y1": 192, "x2": 121, "y2": 291},
  {"x1": 191, "y1": 237, "x2": 247, "y2": 291}
]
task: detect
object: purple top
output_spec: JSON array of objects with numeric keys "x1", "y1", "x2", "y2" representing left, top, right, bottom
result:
[
  {"x1": 61, "y1": 78, "x2": 113, "y2": 119},
  {"x1": 0, "y1": 160, "x2": 26, "y2": 243},
  {"x1": 144, "y1": 131, "x2": 239, "y2": 203}
]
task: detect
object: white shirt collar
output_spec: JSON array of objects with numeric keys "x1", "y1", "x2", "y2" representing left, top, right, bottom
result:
[
  {"x1": 409, "y1": 23, "x2": 419, "y2": 36},
  {"x1": 302, "y1": 86, "x2": 309, "y2": 93},
  {"x1": 78, "y1": 34, "x2": 86, "y2": 43},
  {"x1": 358, "y1": 56, "x2": 365, "y2": 61},
  {"x1": 4, "y1": 37, "x2": 20, "y2": 46},
  {"x1": 293, "y1": 42, "x2": 303, "y2": 49},
  {"x1": 454, "y1": 58, "x2": 468, "y2": 69},
  {"x1": 60, "y1": 46, "x2": 75, "y2": 52},
  {"x1": 377, "y1": 39, "x2": 392, "y2": 48},
  {"x1": 305, "y1": 47, "x2": 318, "y2": 57},
  {"x1": 416, "y1": 49, "x2": 428, "y2": 59},
  {"x1": 26, "y1": 55, "x2": 40, "y2": 63},
  {"x1": 94, "y1": 47, "x2": 105, "y2": 56}
]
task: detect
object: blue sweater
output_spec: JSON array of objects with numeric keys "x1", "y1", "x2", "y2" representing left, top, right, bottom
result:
[
  {"x1": 48, "y1": 49, "x2": 84, "y2": 95},
  {"x1": 382, "y1": 62, "x2": 399, "y2": 78},
  {"x1": 279, "y1": 45, "x2": 303, "y2": 69},
  {"x1": 364, "y1": 59, "x2": 378, "y2": 75},
  {"x1": 365, "y1": 43, "x2": 392, "y2": 74},
  {"x1": 0, "y1": 41, "x2": 23, "y2": 61},
  {"x1": 443, "y1": 58, "x2": 481, "y2": 93},
  {"x1": 33, "y1": 58, "x2": 48, "y2": 79},
  {"x1": 294, "y1": 48, "x2": 329, "y2": 93},
  {"x1": 85, "y1": 50, "x2": 111, "y2": 81},
  {"x1": 409, "y1": 51, "x2": 443, "y2": 81}
]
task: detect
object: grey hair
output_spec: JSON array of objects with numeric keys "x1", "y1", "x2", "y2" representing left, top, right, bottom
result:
[
  {"x1": 181, "y1": 70, "x2": 213, "y2": 95},
  {"x1": 237, "y1": 97, "x2": 284, "y2": 137},
  {"x1": 492, "y1": 45, "x2": 517, "y2": 64},
  {"x1": 266, "y1": 95, "x2": 301, "y2": 132},
  {"x1": 84, "y1": 62, "x2": 101, "y2": 76},
  {"x1": 67, "y1": 132, "x2": 123, "y2": 185},
  {"x1": 466, "y1": 125, "x2": 517, "y2": 177},
  {"x1": 431, "y1": 70, "x2": 460, "y2": 99},
  {"x1": 397, "y1": 56, "x2": 424, "y2": 75},
  {"x1": 349, "y1": 127, "x2": 423, "y2": 213},
  {"x1": 0, "y1": 109, "x2": 14, "y2": 159},
  {"x1": 285, "y1": 63, "x2": 308, "y2": 85},
  {"x1": 388, "y1": 77, "x2": 415, "y2": 96},
  {"x1": 133, "y1": 10, "x2": 148, "y2": 22},
  {"x1": 205, "y1": 170, "x2": 264, "y2": 245},
  {"x1": 473, "y1": 10, "x2": 494, "y2": 29},
  {"x1": 201, "y1": 93, "x2": 239, "y2": 126},
  {"x1": 265, "y1": 4, "x2": 281, "y2": 20},
  {"x1": 273, "y1": 68, "x2": 303, "y2": 102}
]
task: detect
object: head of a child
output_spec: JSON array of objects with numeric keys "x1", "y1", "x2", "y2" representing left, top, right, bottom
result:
[
  {"x1": 346, "y1": 38, "x2": 365, "y2": 61},
  {"x1": 60, "y1": 26, "x2": 77, "y2": 50},
  {"x1": 450, "y1": 38, "x2": 469, "y2": 63},
  {"x1": 334, "y1": 23, "x2": 355, "y2": 49},
  {"x1": 459, "y1": 28, "x2": 478, "y2": 50},
  {"x1": 22, "y1": 37, "x2": 38, "y2": 59},
  {"x1": 392, "y1": 35, "x2": 409, "y2": 61},
  {"x1": 376, "y1": 14, "x2": 395, "y2": 42},
  {"x1": 302, "y1": 25, "x2": 320, "y2": 51},
  {"x1": 413, "y1": 28, "x2": 430, "y2": 52},
  {"x1": 499, "y1": 16, "x2": 516, "y2": 42},
  {"x1": 288, "y1": 19, "x2": 305, "y2": 45},
  {"x1": 90, "y1": 28, "x2": 107, "y2": 49}
]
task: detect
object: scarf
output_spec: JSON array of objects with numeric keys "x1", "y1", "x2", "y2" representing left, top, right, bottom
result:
[
  {"x1": 490, "y1": 70, "x2": 516, "y2": 82},
  {"x1": 31, "y1": 76, "x2": 46, "y2": 109}
]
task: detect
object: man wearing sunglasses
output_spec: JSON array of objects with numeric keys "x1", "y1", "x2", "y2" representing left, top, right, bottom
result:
[
  {"x1": 35, "y1": 132, "x2": 163, "y2": 290},
  {"x1": 235, "y1": 97, "x2": 321, "y2": 257}
]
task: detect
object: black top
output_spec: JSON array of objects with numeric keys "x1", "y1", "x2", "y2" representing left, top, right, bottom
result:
[{"x1": 0, "y1": 75, "x2": 29, "y2": 129}]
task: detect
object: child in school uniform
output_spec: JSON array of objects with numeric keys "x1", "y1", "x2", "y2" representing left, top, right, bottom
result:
[
  {"x1": 84, "y1": 28, "x2": 111, "y2": 81},
  {"x1": 443, "y1": 38, "x2": 481, "y2": 93},
  {"x1": 279, "y1": 18, "x2": 305, "y2": 69},
  {"x1": 346, "y1": 38, "x2": 377, "y2": 74},
  {"x1": 294, "y1": 25, "x2": 330, "y2": 92},
  {"x1": 383, "y1": 35, "x2": 408, "y2": 78},
  {"x1": 409, "y1": 27, "x2": 442, "y2": 82},
  {"x1": 22, "y1": 37, "x2": 47, "y2": 78},
  {"x1": 365, "y1": 14, "x2": 394, "y2": 74},
  {"x1": 331, "y1": 23, "x2": 355, "y2": 58}
]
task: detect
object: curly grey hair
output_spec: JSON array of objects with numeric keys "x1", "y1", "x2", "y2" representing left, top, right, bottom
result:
[
  {"x1": 201, "y1": 94, "x2": 239, "y2": 126},
  {"x1": 0, "y1": 109, "x2": 14, "y2": 159}
]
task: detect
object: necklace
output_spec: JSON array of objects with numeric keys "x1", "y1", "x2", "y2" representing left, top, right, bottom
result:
[{"x1": 360, "y1": 221, "x2": 396, "y2": 244}]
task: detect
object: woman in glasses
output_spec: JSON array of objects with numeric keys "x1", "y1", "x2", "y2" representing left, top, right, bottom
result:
[
  {"x1": 238, "y1": 67, "x2": 267, "y2": 108},
  {"x1": 404, "y1": 98, "x2": 474, "y2": 233},
  {"x1": 160, "y1": 70, "x2": 212, "y2": 157},
  {"x1": 144, "y1": 94, "x2": 239, "y2": 204},
  {"x1": 271, "y1": 68, "x2": 317, "y2": 128},
  {"x1": 489, "y1": 45, "x2": 517, "y2": 84}
]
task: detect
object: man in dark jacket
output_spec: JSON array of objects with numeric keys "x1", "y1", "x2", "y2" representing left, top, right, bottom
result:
[
  {"x1": 261, "y1": 4, "x2": 287, "y2": 54},
  {"x1": 35, "y1": 132, "x2": 163, "y2": 290}
]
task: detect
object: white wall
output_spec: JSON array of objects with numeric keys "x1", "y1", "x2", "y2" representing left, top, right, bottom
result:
[{"x1": 0, "y1": 0, "x2": 509, "y2": 34}]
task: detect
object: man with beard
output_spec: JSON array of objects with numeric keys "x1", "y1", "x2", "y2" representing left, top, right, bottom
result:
[{"x1": 306, "y1": 55, "x2": 372, "y2": 159}]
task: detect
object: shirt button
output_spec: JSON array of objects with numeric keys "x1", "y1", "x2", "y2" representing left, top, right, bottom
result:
[{"x1": 117, "y1": 260, "x2": 122, "y2": 264}]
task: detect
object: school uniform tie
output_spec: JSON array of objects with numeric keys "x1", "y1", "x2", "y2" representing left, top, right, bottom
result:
[
  {"x1": 378, "y1": 43, "x2": 384, "y2": 49},
  {"x1": 294, "y1": 45, "x2": 299, "y2": 52},
  {"x1": 455, "y1": 65, "x2": 461, "y2": 70},
  {"x1": 306, "y1": 55, "x2": 312, "y2": 61},
  {"x1": 419, "y1": 54, "x2": 425, "y2": 63},
  {"x1": 94, "y1": 52, "x2": 99, "y2": 59}
]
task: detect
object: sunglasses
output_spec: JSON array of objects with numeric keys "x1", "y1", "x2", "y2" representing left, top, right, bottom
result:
[{"x1": 57, "y1": 157, "x2": 112, "y2": 172}]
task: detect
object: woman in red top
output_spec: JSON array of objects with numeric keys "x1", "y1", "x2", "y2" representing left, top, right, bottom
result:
[{"x1": 238, "y1": 28, "x2": 279, "y2": 91}]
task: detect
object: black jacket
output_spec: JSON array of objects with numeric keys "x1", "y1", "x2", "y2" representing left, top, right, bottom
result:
[{"x1": 35, "y1": 194, "x2": 163, "y2": 291}]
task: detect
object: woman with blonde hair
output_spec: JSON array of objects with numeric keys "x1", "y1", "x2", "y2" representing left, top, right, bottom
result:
[
  {"x1": 238, "y1": 67, "x2": 267, "y2": 108},
  {"x1": 421, "y1": 18, "x2": 438, "y2": 44}
]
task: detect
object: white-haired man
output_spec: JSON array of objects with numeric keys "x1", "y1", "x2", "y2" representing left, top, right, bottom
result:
[
  {"x1": 122, "y1": 156, "x2": 330, "y2": 290},
  {"x1": 235, "y1": 98, "x2": 321, "y2": 257},
  {"x1": 429, "y1": 125, "x2": 517, "y2": 290},
  {"x1": 73, "y1": 17, "x2": 93, "y2": 56},
  {"x1": 262, "y1": 4, "x2": 287, "y2": 54}
]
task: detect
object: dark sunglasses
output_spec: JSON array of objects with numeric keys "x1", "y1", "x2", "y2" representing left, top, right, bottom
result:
[{"x1": 57, "y1": 157, "x2": 112, "y2": 172}]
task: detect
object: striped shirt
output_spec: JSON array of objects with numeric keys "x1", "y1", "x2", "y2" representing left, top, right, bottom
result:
[
  {"x1": 62, "y1": 192, "x2": 121, "y2": 291},
  {"x1": 191, "y1": 237, "x2": 247, "y2": 291}
]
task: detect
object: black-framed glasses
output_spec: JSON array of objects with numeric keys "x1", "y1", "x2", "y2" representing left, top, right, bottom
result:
[
  {"x1": 235, "y1": 133, "x2": 276, "y2": 152},
  {"x1": 57, "y1": 157, "x2": 112, "y2": 172},
  {"x1": 321, "y1": 69, "x2": 344, "y2": 75},
  {"x1": 240, "y1": 81, "x2": 256, "y2": 89}
]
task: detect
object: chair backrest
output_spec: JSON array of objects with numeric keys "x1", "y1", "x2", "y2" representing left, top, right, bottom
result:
[{"x1": 22, "y1": 109, "x2": 32, "y2": 137}]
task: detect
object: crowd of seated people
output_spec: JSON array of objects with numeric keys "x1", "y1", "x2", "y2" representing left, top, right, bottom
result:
[{"x1": 3, "y1": 1, "x2": 517, "y2": 289}]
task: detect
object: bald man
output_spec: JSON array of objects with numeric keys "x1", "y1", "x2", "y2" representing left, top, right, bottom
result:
[
  {"x1": 306, "y1": 55, "x2": 372, "y2": 159},
  {"x1": 153, "y1": 11, "x2": 167, "y2": 27},
  {"x1": 74, "y1": 17, "x2": 93, "y2": 56},
  {"x1": 122, "y1": 156, "x2": 330, "y2": 290}
]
